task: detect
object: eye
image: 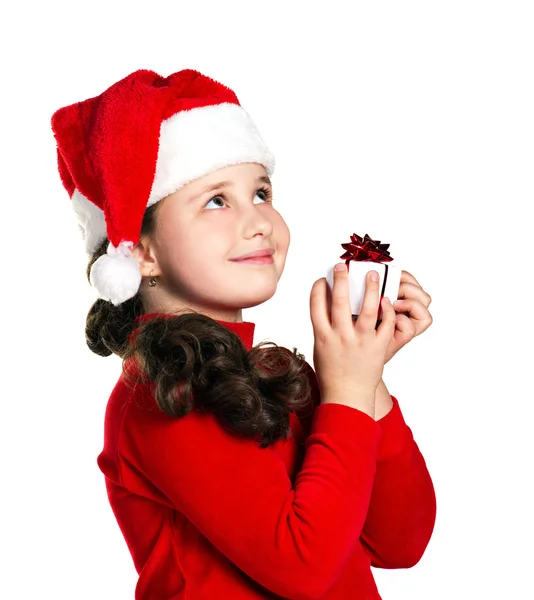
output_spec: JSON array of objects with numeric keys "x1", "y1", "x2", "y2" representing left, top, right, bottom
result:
[
  {"x1": 253, "y1": 186, "x2": 272, "y2": 204},
  {"x1": 204, "y1": 186, "x2": 273, "y2": 210},
  {"x1": 205, "y1": 195, "x2": 226, "y2": 210}
]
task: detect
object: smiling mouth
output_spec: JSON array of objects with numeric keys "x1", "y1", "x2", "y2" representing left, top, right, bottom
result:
[{"x1": 231, "y1": 256, "x2": 274, "y2": 265}]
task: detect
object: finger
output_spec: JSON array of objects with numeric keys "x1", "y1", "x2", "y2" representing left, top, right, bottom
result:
[
  {"x1": 392, "y1": 298, "x2": 433, "y2": 335},
  {"x1": 310, "y1": 278, "x2": 331, "y2": 336},
  {"x1": 376, "y1": 296, "x2": 396, "y2": 341},
  {"x1": 397, "y1": 282, "x2": 432, "y2": 307},
  {"x1": 394, "y1": 313, "x2": 417, "y2": 341},
  {"x1": 400, "y1": 270, "x2": 422, "y2": 287},
  {"x1": 399, "y1": 271, "x2": 432, "y2": 305},
  {"x1": 331, "y1": 263, "x2": 354, "y2": 331},
  {"x1": 354, "y1": 270, "x2": 381, "y2": 334}
]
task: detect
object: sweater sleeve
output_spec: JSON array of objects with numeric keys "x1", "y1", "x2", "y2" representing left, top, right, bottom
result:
[
  {"x1": 295, "y1": 361, "x2": 436, "y2": 569},
  {"x1": 118, "y1": 383, "x2": 382, "y2": 600},
  {"x1": 359, "y1": 395, "x2": 437, "y2": 568}
]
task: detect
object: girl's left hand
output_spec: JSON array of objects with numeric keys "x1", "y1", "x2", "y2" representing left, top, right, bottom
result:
[{"x1": 384, "y1": 270, "x2": 433, "y2": 364}]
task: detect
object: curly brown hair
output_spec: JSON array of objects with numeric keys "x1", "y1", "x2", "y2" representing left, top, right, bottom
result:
[{"x1": 84, "y1": 201, "x2": 313, "y2": 449}]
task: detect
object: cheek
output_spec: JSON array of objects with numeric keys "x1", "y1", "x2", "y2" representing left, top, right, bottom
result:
[
  {"x1": 272, "y1": 217, "x2": 290, "y2": 274},
  {"x1": 275, "y1": 215, "x2": 291, "y2": 251},
  {"x1": 156, "y1": 225, "x2": 196, "y2": 271}
]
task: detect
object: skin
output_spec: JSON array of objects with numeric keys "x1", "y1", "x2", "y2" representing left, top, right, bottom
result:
[
  {"x1": 131, "y1": 162, "x2": 290, "y2": 323},
  {"x1": 375, "y1": 271, "x2": 433, "y2": 419},
  {"x1": 132, "y1": 162, "x2": 433, "y2": 420}
]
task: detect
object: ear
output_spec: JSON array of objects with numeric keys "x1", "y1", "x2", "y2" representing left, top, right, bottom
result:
[{"x1": 131, "y1": 237, "x2": 161, "y2": 278}]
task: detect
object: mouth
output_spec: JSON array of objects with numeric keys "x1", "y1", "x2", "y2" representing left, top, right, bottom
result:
[
  {"x1": 229, "y1": 247, "x2": 275, "y2": 264},
  {"x1": 230, "y1": 256, "x2": 274, "y2": 265}
]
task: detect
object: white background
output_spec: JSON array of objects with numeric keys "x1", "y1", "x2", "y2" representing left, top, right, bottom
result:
[{"x1": 3, "y1": 1, "x2": 533, "y2": 598}]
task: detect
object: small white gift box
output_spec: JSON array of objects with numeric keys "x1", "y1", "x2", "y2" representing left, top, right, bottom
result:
[{"x1": 326, "y1": 261, "x2": 401, "y2": 318}]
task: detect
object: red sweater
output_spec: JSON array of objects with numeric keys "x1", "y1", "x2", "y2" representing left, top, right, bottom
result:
[{"x1": 97, "y1": 314, "x2": 436, "y2": 599}]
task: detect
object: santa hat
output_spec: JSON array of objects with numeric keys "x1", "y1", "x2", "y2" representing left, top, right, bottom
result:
[{"x1": 51, "y1": 69, "x2": 275, "y2": 306}]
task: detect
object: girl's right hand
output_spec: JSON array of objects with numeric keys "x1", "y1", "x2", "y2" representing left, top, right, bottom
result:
[{"x1": 309, "y1": 264, "x2": 396, "y2": 416}]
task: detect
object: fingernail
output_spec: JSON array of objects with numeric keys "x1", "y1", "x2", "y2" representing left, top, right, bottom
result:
[
  {"x1": 369, "y1": 270, "x2": 379, "y2": 281},
  {"x1": 335, "y1": 263, "x2": 346, "y2": 271}
]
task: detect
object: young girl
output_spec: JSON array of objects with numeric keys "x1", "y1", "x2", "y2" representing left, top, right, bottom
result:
[{"x1": 51, "y1": 68, "x2": 436, "y2": 599}]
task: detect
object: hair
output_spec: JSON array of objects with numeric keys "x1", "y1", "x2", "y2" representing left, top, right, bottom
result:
[{"x1": 85, "y1": 200, "x2": 313, "y2": 449}]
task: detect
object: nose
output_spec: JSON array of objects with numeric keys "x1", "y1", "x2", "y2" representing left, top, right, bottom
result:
[{"x1": 241, "y1": 203, "x2": 274, "y2": 238}]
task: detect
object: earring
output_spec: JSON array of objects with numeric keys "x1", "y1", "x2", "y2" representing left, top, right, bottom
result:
[{"x1": 148, "y1": 269, "x2": 157, "y2": 287}]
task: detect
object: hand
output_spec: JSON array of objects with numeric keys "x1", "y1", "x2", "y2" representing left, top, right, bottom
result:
[
  {"x1": 384, "y1": 270, "x2": 433, "y2": 364},
  {"x1": 310, "y1": 264, "x2": 396, "y2": 416}
]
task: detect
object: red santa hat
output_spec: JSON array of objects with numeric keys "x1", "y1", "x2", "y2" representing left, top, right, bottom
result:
[{"x1": 51, "y1": 69, "x2": 275, "y2": 306}]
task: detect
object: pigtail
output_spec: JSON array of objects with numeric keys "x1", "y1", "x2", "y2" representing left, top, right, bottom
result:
[
  {"x1": 85, "y1": 239, "x2": 144, "y2": 358},
  {"x1": 125, "y1": 313, "x2": 312, "y2": 448}
]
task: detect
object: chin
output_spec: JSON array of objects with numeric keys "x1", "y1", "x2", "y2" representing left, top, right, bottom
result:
[{"x1": 237, "y1": 285, "x2": 277, "y2": 309}]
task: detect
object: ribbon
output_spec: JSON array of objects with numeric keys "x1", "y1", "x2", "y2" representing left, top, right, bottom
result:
[{"x1": 339, "y1": 233, "x2": 394, "y2": 321}]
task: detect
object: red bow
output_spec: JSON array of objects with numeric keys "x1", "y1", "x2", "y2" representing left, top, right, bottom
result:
[{"x1": 340, "y1": 233, "x2": 393, "y2": 263}]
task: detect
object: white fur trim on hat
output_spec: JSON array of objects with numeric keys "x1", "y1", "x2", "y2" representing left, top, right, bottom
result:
[
  {"x1": 71, "y1": 189, "x2": 107, "y2": 254},
  {"x1": 89, "y1": 241, "x2": 142, "y2": 306},
  {"x1": 147, "y1": 102, "x2": 275, "y2": 207}
]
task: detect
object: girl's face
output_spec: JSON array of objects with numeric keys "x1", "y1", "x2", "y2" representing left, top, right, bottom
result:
[{"x1": 135, "y1": 162, "x2": 290, "y2": 321}]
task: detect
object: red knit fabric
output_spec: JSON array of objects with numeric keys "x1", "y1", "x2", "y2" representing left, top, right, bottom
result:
[{"x1": 97, "y1": 314, "x2": 436, "y2": 599}]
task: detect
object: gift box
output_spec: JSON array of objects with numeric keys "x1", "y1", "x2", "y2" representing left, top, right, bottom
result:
[{"x1": 326, "y1": 233, "x2": 401, "y2": 319}]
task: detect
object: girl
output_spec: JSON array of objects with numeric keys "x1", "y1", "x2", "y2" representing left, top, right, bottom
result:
[{"x1": 51, "y1": 68, "x2": 436, "y2": 599}]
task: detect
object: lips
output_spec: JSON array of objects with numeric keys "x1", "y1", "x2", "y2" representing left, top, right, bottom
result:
[{"x1": 231, "y1": 248, "x2": 275, "y2": 261}]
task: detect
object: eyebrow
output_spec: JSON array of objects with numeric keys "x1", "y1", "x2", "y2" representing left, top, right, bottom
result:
[{"x1": 190, "y1": 175, "x2": 272, "y2": 202}]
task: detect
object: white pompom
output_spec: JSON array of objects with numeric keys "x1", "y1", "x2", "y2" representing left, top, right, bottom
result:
[{"x1": 89, "y1": 241, "x2": 142, "y2": 306}]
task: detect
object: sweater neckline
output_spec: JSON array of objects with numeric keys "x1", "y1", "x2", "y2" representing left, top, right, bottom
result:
[{"x1": 132, "y1": 312, "x2": 256, "y2": 351}]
